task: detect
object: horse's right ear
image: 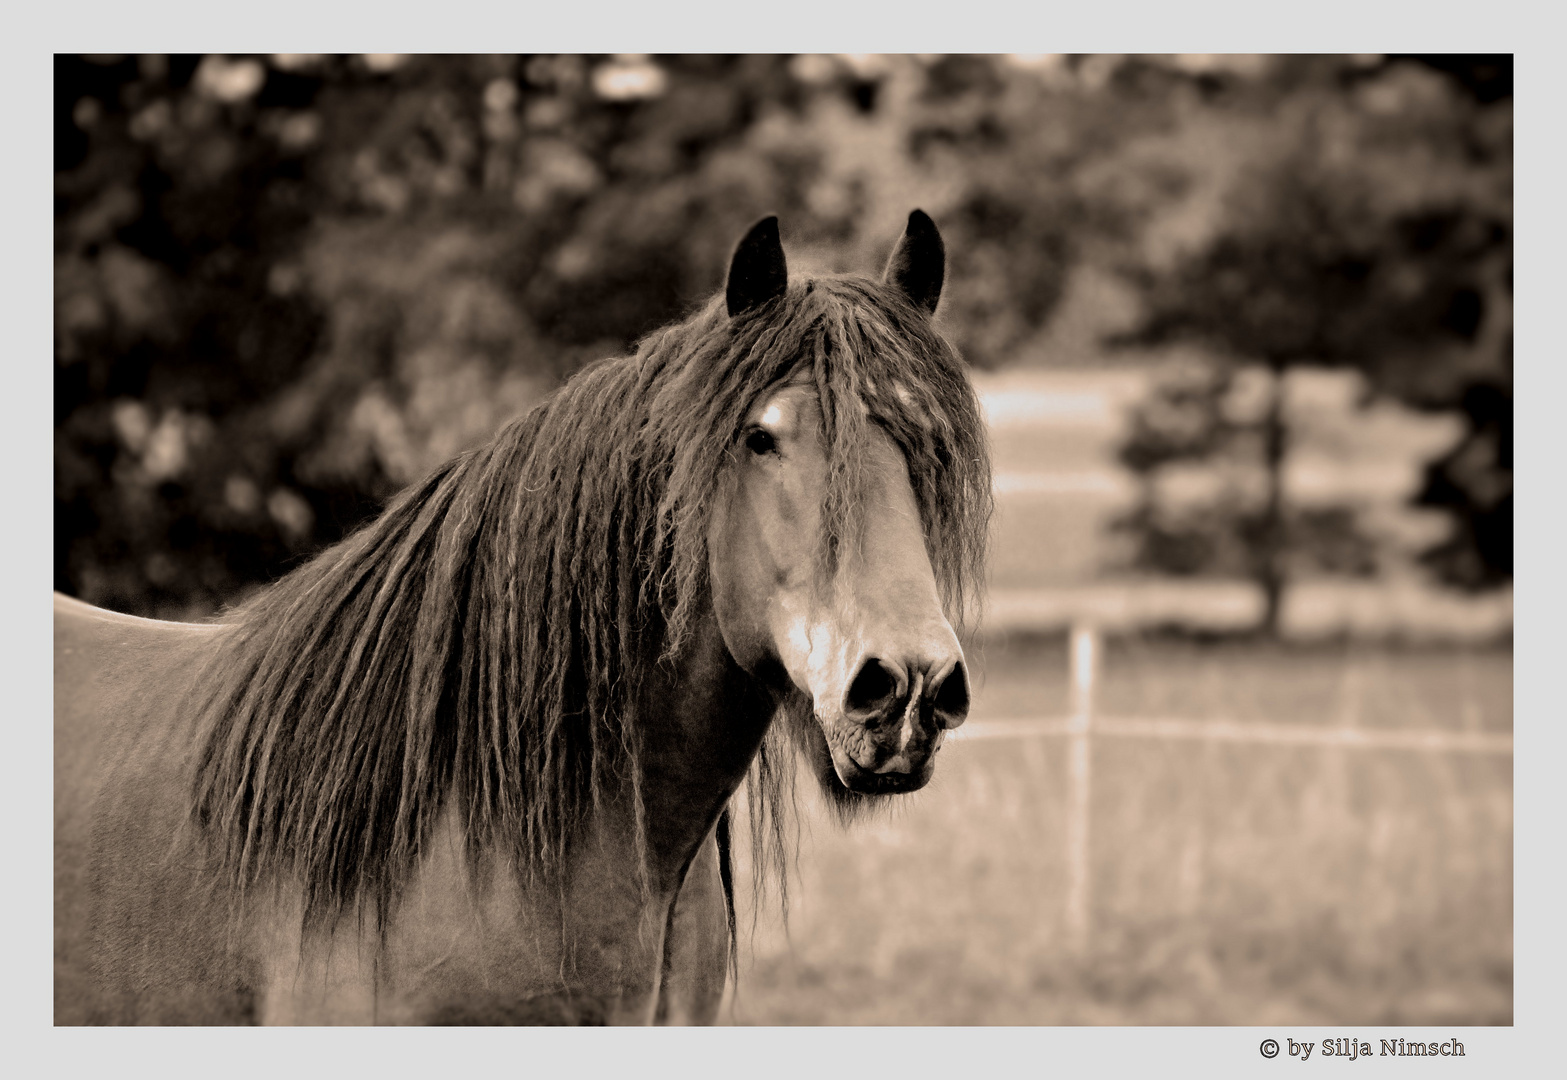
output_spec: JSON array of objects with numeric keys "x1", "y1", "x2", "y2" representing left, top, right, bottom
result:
[{"x1": 726, "y1": 216, "x2": 788, "y2": 318}]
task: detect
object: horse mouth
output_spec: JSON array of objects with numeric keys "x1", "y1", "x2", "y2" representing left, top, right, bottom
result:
[
  {"x1": 816, "y1": 718, "x2": 940, "y2": 795},
  {"x1": 830, "y1": 756, "x2": 936, "y2": 795}
]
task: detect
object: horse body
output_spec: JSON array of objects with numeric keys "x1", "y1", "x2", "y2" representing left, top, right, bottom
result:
[
  {"x1": 56, "y1": 592, "x2": 747, "y2": 1025},
  {"x1": 54, "y1": 211, "x2": 991, "y2": 1024}
]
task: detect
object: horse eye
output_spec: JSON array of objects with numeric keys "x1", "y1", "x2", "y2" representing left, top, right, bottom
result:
[{"x1": 744, "y1": 428, "x2": 777, "y2": 456}]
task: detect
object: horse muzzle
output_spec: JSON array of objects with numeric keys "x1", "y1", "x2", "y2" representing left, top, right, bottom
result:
[{"x1": 818, "y1": 656, "x2": 970, "y2": 794}]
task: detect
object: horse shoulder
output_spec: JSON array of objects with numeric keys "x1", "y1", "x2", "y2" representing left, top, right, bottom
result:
[
  {"x1": 248, "y1": 808, "x2": 635, "y2": 1025},
  {"x1": 379, "y1": 810, "x2": 675, "y2": 1024}
]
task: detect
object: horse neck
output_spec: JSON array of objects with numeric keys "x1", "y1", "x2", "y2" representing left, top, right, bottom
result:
[{"x1": 632, "y1": 606, "x2": 775, "y2": 895}]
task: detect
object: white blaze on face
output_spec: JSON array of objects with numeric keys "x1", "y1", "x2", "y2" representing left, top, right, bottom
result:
[
  {"x1": 774, "y1": 562, "x2": 860, "y2": 720},
  {"x1": 795, "y1": 612, "x2": 861, "y2": 723}
]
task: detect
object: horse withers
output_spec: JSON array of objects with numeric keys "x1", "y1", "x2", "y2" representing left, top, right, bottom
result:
[{"x1": 54, "y1": 210, "x2": 992, "y2": 1025}]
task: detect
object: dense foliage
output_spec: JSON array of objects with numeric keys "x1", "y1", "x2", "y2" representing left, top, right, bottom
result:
[{"x1": 54, "y1": 54, "x2": 1511, "y2": 621}]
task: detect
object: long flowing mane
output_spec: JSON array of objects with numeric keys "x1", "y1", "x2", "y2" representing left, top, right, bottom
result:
[{"x1": 190, "y1": 274, "x2": 992, "y2": 933}]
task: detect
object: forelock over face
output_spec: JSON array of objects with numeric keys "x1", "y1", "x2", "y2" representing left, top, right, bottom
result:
[
  {"x1": 803, "y1": 279, "x2": 991, "y2": 624},
  {"x1": 647, "y1": 274, "x2": 990, "y2": 657}
]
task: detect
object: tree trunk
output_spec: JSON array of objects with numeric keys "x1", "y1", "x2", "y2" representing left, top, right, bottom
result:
[{"x1": 1256, "y1": 363, "x2": 1288, "y2": 638}]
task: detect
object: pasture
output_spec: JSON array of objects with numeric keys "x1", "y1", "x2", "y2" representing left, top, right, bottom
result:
[{"x1": 724, "y1": 635, "x2": 1513, "y2": 1025}]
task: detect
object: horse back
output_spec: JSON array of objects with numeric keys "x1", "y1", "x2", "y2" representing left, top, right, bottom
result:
[
  {"x1": 54, "y1": 593, "x2": 253, "y2": 1024},
  {"x1": 55, "y1": 595, "x2": 208, "y2": 816},
  {"x1": 54, "y1": 592, "x2": 218, "y2": 851}
]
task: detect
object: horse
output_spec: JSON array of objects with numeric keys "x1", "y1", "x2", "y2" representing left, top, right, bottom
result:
[{"x1": 54, "y1": 210, "x2": 992, "y2": 1025}]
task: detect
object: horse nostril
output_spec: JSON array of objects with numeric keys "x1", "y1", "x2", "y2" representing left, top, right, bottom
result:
[
  {"x1": 845, "y1": 658, "x2": 902, "y2": 719},
  {"x1": 929, "y1": 661, "x2": 970, "y2": 726}
]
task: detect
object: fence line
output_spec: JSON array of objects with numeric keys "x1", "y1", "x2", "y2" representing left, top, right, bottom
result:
[
  {"x1": 1062, "y1": 626, "x2": 1095, "y2": 950},
  {"x1": 946, "y1": 625, "x2": 1513, "y2": 950},
  {"x1": 951, "y1": 715, "x2": 1514, "y2": 755}
]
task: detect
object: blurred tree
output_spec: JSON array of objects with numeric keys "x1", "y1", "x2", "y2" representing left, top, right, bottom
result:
[
  {"x1": 73, "y1": 53, "x2": 1508, "y2": 630},
  {"x1": 1111, "y1": 55, "x2": 1511, "y2": 634},
  {"x1": 56, "y1": 54, "x2": 337, "y2": 617},
  {"x1": 894, "y1": 54, "x2": 1167, "y2": 363},
  {"x1": 56, "y1": 53, "x2": 1164, "y2": 618},
  {"x1": 54, "y1": 55, "x2": 822, "y2": 616}
]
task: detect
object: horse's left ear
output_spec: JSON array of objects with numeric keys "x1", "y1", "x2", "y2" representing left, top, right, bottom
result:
[{"x1": 883, "y1": 209, "x2": 945, "y2": 315}]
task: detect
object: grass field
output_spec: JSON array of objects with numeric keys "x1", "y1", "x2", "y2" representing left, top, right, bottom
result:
[{"x1": 722, "y1": 636, "x2": 1513, "y2": 1025}]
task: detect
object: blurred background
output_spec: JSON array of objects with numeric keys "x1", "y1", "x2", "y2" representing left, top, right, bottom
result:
[{"x1": 54, "y1": 53, "x2": 1511, "y2": 1024}]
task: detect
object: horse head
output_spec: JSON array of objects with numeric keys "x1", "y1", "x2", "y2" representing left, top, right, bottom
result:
[{"x1": 708, "y1": 211, "x2": 981, "y2": 799}]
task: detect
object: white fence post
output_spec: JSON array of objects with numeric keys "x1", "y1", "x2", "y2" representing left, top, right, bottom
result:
[{"x1": 1064, "y1": 623, "x2": 1097, "y2": 952}]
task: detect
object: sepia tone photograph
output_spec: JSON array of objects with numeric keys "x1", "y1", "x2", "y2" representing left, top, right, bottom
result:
[{"x1": 53, "y1": 52, "x2": 1513, "y2": 1031}]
